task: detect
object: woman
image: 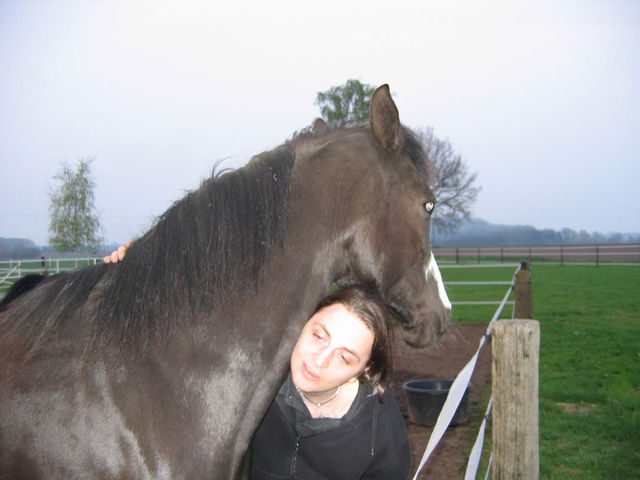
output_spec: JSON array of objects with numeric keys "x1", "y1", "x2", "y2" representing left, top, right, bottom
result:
[
  {"x1": 105, "y1": 247, "x2": 411, "y2": 478},
  {"x1": 250, "y1": 286, "x2": 411, "y2": 479}
]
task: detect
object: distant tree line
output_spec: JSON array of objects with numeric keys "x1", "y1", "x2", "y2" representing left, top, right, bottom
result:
[
  {"x1": 4, "y1": 219, "x2": 637, "y2": 260},
  {"x1": 0, "y1": 238, "x2": 42, "y2": 260},
  {"x1": 432, "y1": 219, "x2": 640, "y2": 247},
  {"x1": 0, "y1": 238, "x2": 121, "y2": 261}
]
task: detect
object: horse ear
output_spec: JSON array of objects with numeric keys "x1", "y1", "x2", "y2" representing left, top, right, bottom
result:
[
  {"x1": 370, "y1": 84, "x2": 402, "y2": 151},
  {"x1": 312, "y1": 118, "x2": 328, "y2": 133}
]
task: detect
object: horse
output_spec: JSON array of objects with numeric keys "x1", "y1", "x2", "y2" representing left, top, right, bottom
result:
[
  {"x1": 0, "y1": 274, "x2": 47, "y2": 313},
  {"x1": 0, "y1": 85, "x2": 451, "y2": 479}
]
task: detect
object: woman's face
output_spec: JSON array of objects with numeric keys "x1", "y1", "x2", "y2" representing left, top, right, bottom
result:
[{"x1": 290, "y1": 303, "x2": 374, "y2": 394}]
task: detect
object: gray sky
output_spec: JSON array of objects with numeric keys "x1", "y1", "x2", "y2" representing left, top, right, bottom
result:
[{"x1": 1, "y1": 0, "x2": 639, "y2": 246}]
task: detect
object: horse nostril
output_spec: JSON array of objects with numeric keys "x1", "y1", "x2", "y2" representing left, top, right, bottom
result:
[
  {"x1": 438, "y1": 309, "x2": 451, "y2": 336},
  {"x1": 438, "y1": 320, "x2": 448, "y2": 336}
]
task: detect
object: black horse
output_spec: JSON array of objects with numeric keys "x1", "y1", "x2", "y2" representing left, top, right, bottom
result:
[
  {"x1": 0, "y1": 274, "x2": 47, "y2": 313},
  {"x1": 0, "y1": 85, "x2": 451, "y2": 479}
]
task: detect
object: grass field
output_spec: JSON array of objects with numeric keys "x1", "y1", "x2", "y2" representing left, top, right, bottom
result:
[{"x1": 441, "y1": 264, "x2": 640, "y2": 479}]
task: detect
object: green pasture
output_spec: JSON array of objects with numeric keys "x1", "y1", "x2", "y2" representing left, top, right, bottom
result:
[{"x1": 441, "y1": 264, "x2": 640, "y2": 479}]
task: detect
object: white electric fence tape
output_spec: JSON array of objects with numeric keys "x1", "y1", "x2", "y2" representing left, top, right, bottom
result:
[
  {"x1": 463, "y1": 397, "x2": 492, "y2": 480},
  {"x1": 410, "y1": 330, "x2": 489, "y2": 480},
  {"x1": 410, "y1": 265, "x2": 520, "y2": 480},
  {"x1": 484, "y1": 453, "x2": 493, "y2": 480}
]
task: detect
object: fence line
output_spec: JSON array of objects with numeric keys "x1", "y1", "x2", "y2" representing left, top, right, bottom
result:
[
  {"x1": 411, "y1": 263, "x2": 522, "y2": 480},
  {"x1": 441, "y1": 264, "x2": 518, "y2": 308},
  {"x1": 0, "y1": 257, "x2": 102, "y2": 293},
  {"x1": 0, "y1": 265, "x2": 19, "y2": 286},
  {"x1": 434, "y1": 243, "x2": 640, "y2": 265},
  {"x1": 441, "y1": 263, "x2": 521, "y2": 268}
]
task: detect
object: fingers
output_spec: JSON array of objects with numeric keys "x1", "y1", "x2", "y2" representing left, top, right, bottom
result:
[{"x1": 104, "y1": 241, "x2": 133, "y2": 264}]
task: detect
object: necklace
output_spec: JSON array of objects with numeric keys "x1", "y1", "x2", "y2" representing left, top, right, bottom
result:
[{"x1": 295, "y1": 384, "x2": 342, "y2": 408}]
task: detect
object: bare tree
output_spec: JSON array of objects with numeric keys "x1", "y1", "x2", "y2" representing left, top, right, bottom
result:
[{"x1": 416, "y1": 127, "x2": 480, "y2": 234}]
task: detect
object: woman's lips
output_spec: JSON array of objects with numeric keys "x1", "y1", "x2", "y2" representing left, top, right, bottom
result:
[{"x1": 302, "y1": 362, "x2": 320, "y2": 381}]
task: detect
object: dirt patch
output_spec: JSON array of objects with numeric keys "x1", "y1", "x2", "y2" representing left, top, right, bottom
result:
[
  {"x1": 391, "y1": 324, "x2": 492, "y2": 479},
  {"x1": 556, "y1": 402, "x2": 597, "y2": 415}
]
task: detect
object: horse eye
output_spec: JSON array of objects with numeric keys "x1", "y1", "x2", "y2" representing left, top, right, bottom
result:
[{"x1": 424, "y1": 202, "x2": 435, "y2": 214}]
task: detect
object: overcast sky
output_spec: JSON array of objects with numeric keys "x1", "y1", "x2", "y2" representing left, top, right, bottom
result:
[{"x1": 1, "y1": 0, "x2": 638, "y2": 246}]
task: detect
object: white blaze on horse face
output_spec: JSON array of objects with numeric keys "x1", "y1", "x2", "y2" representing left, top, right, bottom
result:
[{"x1": 425, "y1": 252, "x2": 452, "y2": 311}]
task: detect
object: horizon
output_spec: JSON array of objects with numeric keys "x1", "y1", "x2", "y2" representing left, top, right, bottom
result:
[{"x1": 2, "y1": 216, "x2": 639, "y2": 252}]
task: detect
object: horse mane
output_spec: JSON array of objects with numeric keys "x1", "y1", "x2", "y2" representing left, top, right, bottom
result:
[
  {"x1": 0, "y1": 274, "x2": 46, "y2": 313},
  {"x1": 0, "y1": 144, "x2": 295, "y2": 359},
  {"x1": 401, "y1": 126, "x2": 432, "y2": 186},
  {"x1": 0, "y1": 121, "x2": 430, "y2": 360}
]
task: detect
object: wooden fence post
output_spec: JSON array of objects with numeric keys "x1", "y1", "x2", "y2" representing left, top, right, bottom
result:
[
  {"x1": 514, "y1": 261, "x2": 534, "y2": 319},
  {"x1": 492, "y1": 319, "x2": 540, "y2": 480}
]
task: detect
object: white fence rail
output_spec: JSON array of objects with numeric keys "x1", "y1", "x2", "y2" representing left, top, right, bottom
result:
[
  {"x1": 0, "y1": 257, "x2": 103, "y2": 294},
  {"x1": 442, "y1": 263, "x2": 519, "y2": 308}
]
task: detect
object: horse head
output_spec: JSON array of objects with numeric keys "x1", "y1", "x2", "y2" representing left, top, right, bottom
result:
[{"x1": 290, "y1": 84, "x2": 451, "y2": 348}]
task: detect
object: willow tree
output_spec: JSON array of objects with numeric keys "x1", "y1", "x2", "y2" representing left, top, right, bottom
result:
[{"x1": 48, "y1": 158, "x2": 102, "y2": 252}]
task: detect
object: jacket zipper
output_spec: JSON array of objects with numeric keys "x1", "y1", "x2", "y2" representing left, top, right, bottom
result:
[{"x1": 289, "y1": 436, "x2": 300, "y2": 479}]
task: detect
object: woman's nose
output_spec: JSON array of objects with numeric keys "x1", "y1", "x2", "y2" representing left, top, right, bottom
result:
[{"x1": 314, "y1": 348, "x2": 331, "y2": 368}]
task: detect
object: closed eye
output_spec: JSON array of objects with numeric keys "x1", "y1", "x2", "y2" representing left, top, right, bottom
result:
[
  {"x1": 338, "y1": 351, "x2": 355, "y2": 365},
  {"x1": 312, "y1": 326, "x2": 326, "y2": 341}
]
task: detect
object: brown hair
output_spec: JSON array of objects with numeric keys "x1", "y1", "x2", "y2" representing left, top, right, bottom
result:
[{"x1": 315, "y1": 286, "x2": 393, "y2": 399}]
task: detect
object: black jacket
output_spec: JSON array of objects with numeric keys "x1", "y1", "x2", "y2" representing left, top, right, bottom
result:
[{"x1": 250, "y1": 377, "x2": 411, "y2": 480}]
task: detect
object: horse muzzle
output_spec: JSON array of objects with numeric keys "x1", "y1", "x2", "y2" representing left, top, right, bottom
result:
[{"x1": 386, "y1": 253, "x2": 452, "y2": 348}]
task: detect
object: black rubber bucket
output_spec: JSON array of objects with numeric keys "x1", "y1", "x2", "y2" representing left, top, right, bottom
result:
[{"x1": 403, "y1": 379, "x2": 470, "y2": 427}]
